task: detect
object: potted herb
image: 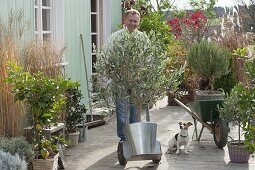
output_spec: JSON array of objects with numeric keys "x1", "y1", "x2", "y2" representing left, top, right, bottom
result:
[
  {"x1": 186, "y1": 41, "x2": 231, "y2": 148},
  {"x1": 6, "y1": 62, "x2": 76, "y2": 170},
  {"x1": 65, "y1": 86, "x2": 87, "y2": 147},
  {"x1": 187, "y1": 41, "x2": 231, "y2": 91}
]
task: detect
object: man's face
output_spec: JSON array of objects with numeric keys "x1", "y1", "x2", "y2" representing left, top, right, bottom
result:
[{"x1": 124, "y1": 13, "x2": 140, "y2": 32}]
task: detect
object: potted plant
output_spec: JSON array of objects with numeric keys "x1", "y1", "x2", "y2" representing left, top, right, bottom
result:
[
  {"x1": 219, "y1": 57, "x2": 255, "y2": 163},
  {"x1": 6, "y1": 62, "x2": 76, "y2": 170},
  {"x1": 219, "y1": 85, "x2": 251, "y2": 163},
  {"x1": 95, "y1": 31, "x2": 182, "y2": 120},
  {"x1": 186, "y1": 41, "x2": 232, "y2": 148},
  {"x1": 65, "y1": 86, "x2": 87, "y2": 147},
  {"x1": 187, "y1": 41, "x2": 231, "y2": 92}
]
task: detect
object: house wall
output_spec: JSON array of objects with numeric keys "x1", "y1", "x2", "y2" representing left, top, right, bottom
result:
[
  {"x1": 0, "y1": 0, "x2": 34, "y2": 41},
  {"x1": 64, "y1": 0, "x2": 122, "y2": 109},
  {"x1": 63, "y1": 0, "x2": 91, "y2": 108},
  {"x1": 0, "y1": 0, "x2": 122, "y2": 110},
  {"x1": 110, "y1": 0, "x2": 122, "y2": 33}
]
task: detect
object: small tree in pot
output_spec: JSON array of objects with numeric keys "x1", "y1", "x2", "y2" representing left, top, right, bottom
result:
[
  {"x1": 219, "y1": 84, "x2": 253, "y2": 163},
  {"x1": 65, "y1": 85, "x2": 87, "y2": 146},
  {"x1": 95, "y1": 31, "x2": 183, "y2": 121},
  {"x1": 186, "y1": 41, "x2": 232, "y2": 148},
  {"x1": 219, "y1": 58, "x2": 255, "y2": 163},
  {"x1": 187, "y1": 41, "x2": 231, "y2": 92}
]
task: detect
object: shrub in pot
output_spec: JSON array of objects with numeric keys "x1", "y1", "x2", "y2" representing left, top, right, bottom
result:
[
  {"x1": 219, "y1": 86, "x2": 251, "y2": 163},
  {"x1": 6, "y1": 62, "x2": 76, "y2": 169},
  {"x1": 186, "y1": 41, "x2": 232, "y2": 148},
  {"x1": 219, "y1": 58, "x2": 255, "y2": 162},
  {"x1": 187, "y1": 41, "x2": 231, "y2": 92},
  {"x1": 65, "y1": 86, "x2": 87, "y2": 146}
]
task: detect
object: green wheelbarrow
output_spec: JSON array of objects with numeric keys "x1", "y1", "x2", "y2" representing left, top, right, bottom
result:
[{"x1": 174, "y1": 91, "x2": 229, "y2": 148}]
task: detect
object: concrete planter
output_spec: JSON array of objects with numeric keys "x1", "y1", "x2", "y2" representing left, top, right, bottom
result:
[{"x1": 66, "y1": 131, "x2": 80, "y2": 147}]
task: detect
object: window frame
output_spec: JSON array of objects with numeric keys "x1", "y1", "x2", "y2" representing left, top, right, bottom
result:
[{"x1": 34, "y1": 0, "x2": 53, "y2": 42}]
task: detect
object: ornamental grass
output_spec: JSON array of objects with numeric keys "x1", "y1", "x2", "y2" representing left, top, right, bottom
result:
[
  {"x1": 0, "y1": 10, "x2": 65, "y2": 137},
  {"x1": 0, "y1": 11, "x2": 27, "y2": 137}
]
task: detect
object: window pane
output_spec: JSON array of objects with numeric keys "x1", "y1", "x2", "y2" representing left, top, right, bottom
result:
[
  {"x1": 91, "y1": 35, "x2": 97, "y2": 53},
  {"x1": 92, "y1": 55, "x2": 97, "y2": 73},
  {"x1": 91, "y1": 0, "x2": 97, "y2": 12},
  {"x1": 35, "y1": 33, "x2": 39, "y2": 41},
  {"x1": 42, "y1": 0, "x2": 50, "y2": 6},
  {"x1": 91, "y1": 14, "x2": 97, "y2": 32},
  {"x1": 43, "y1": 33, "x2": 51, "y2": 41},
  {"x1": 42, "y1": 9, "x2": 51, "y2": 31},
  {"x1": 35, "y1": 8, "x2": 38, "y2": 31},
  {"x1": 35, "y1": 0, "x2": 38, "y2": 6}
]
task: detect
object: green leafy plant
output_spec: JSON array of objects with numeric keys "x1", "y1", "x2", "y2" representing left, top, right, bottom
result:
[
  {"x1": 220, "y1": 58, "x2": 255, "y2": 152},
  {"x1": 139, "y1": 12, "x2": 174, "y2": 50},
  {"x1": 187, "y1": 41, "x2": 231, "y2": 90},
  {"x1": 65, "y1": 86, "x2": 87, "y2": 133},
  {"x1": 6, "y1": 62, "x2": 77, "y2": 159},
  {"x1": 233, "y1": 47, "x2": 248, "y2": 58},
  {"x1": 219, "y1": 86, "x2": 243, "y2": 145},
  {"x1": 213, "y1": 57, "x2": 238, "y2": 94}
]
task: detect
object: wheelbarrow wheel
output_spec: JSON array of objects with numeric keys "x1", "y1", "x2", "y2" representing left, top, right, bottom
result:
[
  {"x1": 213, "y1": 118, "x2": 228, "y2": 148},
  {"x1": 152, "y1": 158, "x2": 161, "y2": 163},
  {"x1": 117, "y1": 142, "x2": 127, "y2": 166}
]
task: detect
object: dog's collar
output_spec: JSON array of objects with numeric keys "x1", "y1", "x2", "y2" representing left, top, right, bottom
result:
[{"x1": 175, "y1": 133, "x2": 188, "y2": 140}]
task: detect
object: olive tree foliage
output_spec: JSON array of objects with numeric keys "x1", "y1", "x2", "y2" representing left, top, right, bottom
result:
[{"x1": 94, "y1": 31, "x2": 183, "y2": 110}]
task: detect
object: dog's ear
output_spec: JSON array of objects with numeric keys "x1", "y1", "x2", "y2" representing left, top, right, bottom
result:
[
  {"x1": 187, "y1": 122, "x2": 193, "y2": 126},
  {"x1": 178, "y1": 122, "x2": 182, "y2": 125}
]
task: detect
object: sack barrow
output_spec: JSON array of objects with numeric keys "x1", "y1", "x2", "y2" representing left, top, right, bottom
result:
[{"x1": 117, "y1": 103, "x2": 162, "y2": 165}]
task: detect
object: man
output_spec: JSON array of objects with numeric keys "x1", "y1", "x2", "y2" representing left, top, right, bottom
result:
[{"x1": 97, "y1": 9, "x2": 149, "y2": 142}]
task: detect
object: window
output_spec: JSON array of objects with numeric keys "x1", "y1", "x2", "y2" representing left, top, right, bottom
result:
[
  {"x1": 91, "y1": 0, "x2": 100, "y2": 73},
  {"x1": 34, "y1": 0, "x2": 52, "y2": 42}
]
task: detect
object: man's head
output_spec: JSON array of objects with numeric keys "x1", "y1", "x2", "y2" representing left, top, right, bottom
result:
[{"x1": 124, "y1": 9, "x2": 140, "y2": 32}]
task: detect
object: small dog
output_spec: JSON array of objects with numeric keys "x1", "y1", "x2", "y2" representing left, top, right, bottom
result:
[{"x1": 168, "y1": 122, "x2": 193, "y2": 155}]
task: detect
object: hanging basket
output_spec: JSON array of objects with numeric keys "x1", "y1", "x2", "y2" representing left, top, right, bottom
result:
[
  {"x1": 227, "y1": 140, "x2": 251, "y2": 163},
  {"x1": 32, "y1": 152, "x2": 59, "y2": 170}
]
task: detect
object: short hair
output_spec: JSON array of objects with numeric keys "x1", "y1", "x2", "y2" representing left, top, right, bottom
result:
[{"x1": 124, "y1": 9, "x2": 140, "y2": 17}]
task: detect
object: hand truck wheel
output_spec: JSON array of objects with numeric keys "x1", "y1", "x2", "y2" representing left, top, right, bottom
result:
[{"x1": 117, "y1": 142, "x2": 127, "y2": 166}]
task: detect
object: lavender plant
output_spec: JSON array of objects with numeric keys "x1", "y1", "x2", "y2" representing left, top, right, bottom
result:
[{"x1": 0, "y1": 150, "x2": 27, "y2": 170}]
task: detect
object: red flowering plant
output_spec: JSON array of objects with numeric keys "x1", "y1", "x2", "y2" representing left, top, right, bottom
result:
[{"x1": 168, "y1": 10, "x2": 208, "y2": 46}]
